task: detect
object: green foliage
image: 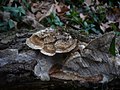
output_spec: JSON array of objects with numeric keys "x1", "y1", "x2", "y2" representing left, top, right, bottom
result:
[
  {"x1": 3, "y1": 6, "x2": 25, "y2": 20},
  {"x1": 115, "y1": 31, "x2": 120, "y2": 36},
  {"x1": 83, "y1": 21, "x2": 100, "y2": 34},
  {"x1": 109, "y1": 35, "x2": 116, "y2": 56},
  {"x1": 0, "y1": 0, "x2": 27, "y2": 31},
  {"x1": 46, "y1": 13, "x2": 63, "y2": 28},
  {"x1": 8, "y1": 19, "x2": 15, "y2": 29},
  {"x1": 65, "y1": 5, "x2": 103, "y2": 34},
  {"x1": 66, "y1": 8, "x2": 82, "y2": 24},
  {"x1": 21, "y1": 0, "x2": 30, "y2": 9},
  {"x1": 0, "y1": 20, "x2": 15, "y2": 31}
]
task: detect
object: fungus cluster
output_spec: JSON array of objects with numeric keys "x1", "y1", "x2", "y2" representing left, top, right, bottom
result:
[{"x1": 26, "y1": 28, "x2": 77, "y2": 56}]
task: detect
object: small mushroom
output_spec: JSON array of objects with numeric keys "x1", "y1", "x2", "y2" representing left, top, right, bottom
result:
[{"x1": 26, "y1": 28, "x2": 77, "y2": 56}]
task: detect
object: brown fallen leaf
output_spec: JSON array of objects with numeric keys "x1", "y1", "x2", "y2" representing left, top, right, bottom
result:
[
  {"x1": 31, "y1": 2, "x2": 40, "y2": 13},
  {"x1": 38, "y1": 4, "x2": 55, "y2": 22},
  {"x1": 29, "y1": 1, "x2": 55, "y2": 22},
  {"x1": 55, "y1": 3, "x2": 70, "y2": 16}
]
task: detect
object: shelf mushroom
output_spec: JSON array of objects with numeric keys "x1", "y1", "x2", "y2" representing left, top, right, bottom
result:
[
  {"x1": 26, "y1": 28, "x2": 77, "y2": 56},
  {"x1": 26, "y1": 28, "x2": 77, "y2": 81}
]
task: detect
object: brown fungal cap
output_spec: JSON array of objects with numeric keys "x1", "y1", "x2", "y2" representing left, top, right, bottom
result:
[
  {"x1": 26, "y1": 38, "x2": 44, "y2": 50},
  {"x1": 55, "y1": 39, "x2": 77, "y2": 53},
  {"x1": 41, "y1": 43, "x2": 56, "y2": 56},
  {"x1": 44, "y1": 35, "x2": 56, "y2": 44},
  {"x1": 26, "y1": 28, "x2": 77, "y2": 56}
]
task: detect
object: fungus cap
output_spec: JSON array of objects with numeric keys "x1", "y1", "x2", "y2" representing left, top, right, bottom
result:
[{"x1": 26, "y1": 28, "x2": 77, "y2": 56}]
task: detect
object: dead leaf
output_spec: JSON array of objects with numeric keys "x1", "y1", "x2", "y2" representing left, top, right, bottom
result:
[
  {"x1": 79, "y1": 13, "x2": 87, "y2": 21},
  {"x1": 31, "y1": 3, "x2": 39, "y2": 13},
  {"x1": 29, "y1": 1, "x2": 55, "y2": 22},
  {"x1": 55, "y1": 4, "x2": 61, "y2": 13},
  {"x1": 35, "y1": 11, "x2": 42, "y2": 20},
  {"x1": 39, "y1": 4, "x2": 55, "y2": 22},
  {"x1": 55, "y1": 3, "x2": 70, "y2": 16},
  {"x1": 100, "y1": 22, "x2": 110, "y2": 32}
]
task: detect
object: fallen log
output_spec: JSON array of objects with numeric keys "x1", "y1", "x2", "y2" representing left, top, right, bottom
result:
[{"x1": 0, "y1": 29, "x2": 120, "y2": 90}]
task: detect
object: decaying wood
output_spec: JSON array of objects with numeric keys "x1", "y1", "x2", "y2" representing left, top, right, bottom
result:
[{"x1": 0, "y1": 28, "x2": 120, "y2": 89}]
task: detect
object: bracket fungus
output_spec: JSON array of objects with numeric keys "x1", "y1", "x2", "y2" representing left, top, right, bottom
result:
[
  {"x1": 26, "y1": 28, "x2": 77, "y2": 56},
  {"x1": 26, "y1": 28, "x2": 77, "y2": 81}
]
